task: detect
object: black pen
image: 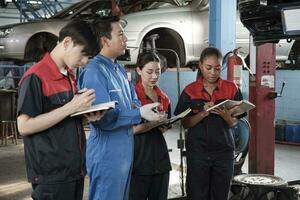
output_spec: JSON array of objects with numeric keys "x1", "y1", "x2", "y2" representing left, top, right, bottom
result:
[{"x1": 151, "y1": 107, "x2": 158, "y2": 113}]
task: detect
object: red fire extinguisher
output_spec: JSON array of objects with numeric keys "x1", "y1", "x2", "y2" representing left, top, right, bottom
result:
[{"x1": 227, "y1": 48, "x2": 243, "y2": 88}]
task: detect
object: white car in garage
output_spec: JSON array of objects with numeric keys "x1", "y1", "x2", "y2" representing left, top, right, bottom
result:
[
  {"x1": 0, "y1": 0, "x2": 295, "y2": 67},
  {"x1": 122, "y1": 0, "x2": 295, "y2": 67}
]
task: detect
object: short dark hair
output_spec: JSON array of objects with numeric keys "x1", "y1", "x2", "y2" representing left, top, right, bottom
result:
[
  {"x1": 199, "y1": 47, "x2": 223, "y2": 63},
  {"x1": 92, "y1": 16, "x2": 124, "y2": 50},
  {"x1": 137, "y1": 52, "x2": 160, "y2": 70},
  {"x1": 58, "y1": 20, "x2": 99, "y2": 57}
]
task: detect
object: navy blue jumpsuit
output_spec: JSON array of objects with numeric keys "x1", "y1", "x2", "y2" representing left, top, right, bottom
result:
[
  {"x1": 17, "y1": 53, "x2": 86, "y2": 200},
  {"x1": 174, "y1": 77, "x2": 245, "y2": 200},
  {"x1": 129, "y1": 81, "x2": 172, "y2": 200}
]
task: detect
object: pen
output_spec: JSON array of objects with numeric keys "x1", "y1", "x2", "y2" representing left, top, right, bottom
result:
[{"x1": 152, "y1": 107, "x2": 158, "y2": 113}]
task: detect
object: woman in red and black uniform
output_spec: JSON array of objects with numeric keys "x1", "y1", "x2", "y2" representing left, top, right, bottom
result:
[
  {"x1": 129, "y1": 52, "x2": 171, "y2": 200},
  {"x1": 174, "y1": 47, "x2": 246, "y2": 200}
]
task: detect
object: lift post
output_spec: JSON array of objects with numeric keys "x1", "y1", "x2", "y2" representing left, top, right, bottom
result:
[{"x1": 248, "y1": 43, "x2": 276, "y2": 174}]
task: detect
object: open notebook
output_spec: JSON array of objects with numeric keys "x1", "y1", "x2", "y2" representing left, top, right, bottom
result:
[
  {"x1": 71, "y1": 101, "x2": 117, "y2": 117},
  {"x1": 166, "y1": 108, "x2": 192, "y2": 125},
  {"x1": 152, "y1": 108, "x2": 192, "y2": 127},
  {"x1": 206, "y1": 99, "x2": 255, "y2": 117}
]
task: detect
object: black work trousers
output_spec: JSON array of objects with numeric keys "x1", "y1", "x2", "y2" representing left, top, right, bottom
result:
[
  {"x1": 31, "y1": 178, "x2": 84, "y2": 200},
  {"x1": 129, "y1": 172, "x2": 169, "y2": 200},
  {"x1": 186, "y1": 157, "x2": 234, "y2": 200}
]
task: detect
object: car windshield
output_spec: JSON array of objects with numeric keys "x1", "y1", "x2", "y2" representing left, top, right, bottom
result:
[
  {"x1": 51, "y1": 0, "x2": 193, "y2": 19},
  {"x1": 51, "y1": 1, "x2": 112, "y2": 19},
  {"x1": 173, "y1": 0, "x2": 193, "y2": 6},
  {"x1": 121, "y1": 0, "x2": 193, "y2": 8},
  {"x1": 51, "y1": 2, "x2": 83, "y2": 18},
  {"x1": 120, "y1": 0, "x2": 193, "y2": 14}
]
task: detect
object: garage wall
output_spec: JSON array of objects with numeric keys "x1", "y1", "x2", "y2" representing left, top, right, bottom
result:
[
  {"x1": 158, "y1": 69, "x2": 197, "y2": 114},
  {"x1": 276, "y1": 70, "x2": 300, "y2": 121}
]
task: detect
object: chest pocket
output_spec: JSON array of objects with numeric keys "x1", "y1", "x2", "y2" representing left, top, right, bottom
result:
[
  {"x1": 106, "y1": 71, "x2": 129, "y2": 105},
  {"x1": 109, "y1": 88, "x2": 123, "y2": 102},
  {"x1": 46, "y1": 91, "x2": 72, "y2": 111},
  {"x1": 190, "y1": 99, "x2": 205, "y2": 113}
]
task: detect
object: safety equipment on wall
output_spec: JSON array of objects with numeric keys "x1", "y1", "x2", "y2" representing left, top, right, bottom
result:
[
  {"x1": 139, "y1": 102, "x2": 163, "y2": 121},
  {"x1": 227, "y1": 48, "x2": 244, "y2": 87},
  {"x1": 223, "y1": 48, "x2": 254, "y2": 88}
]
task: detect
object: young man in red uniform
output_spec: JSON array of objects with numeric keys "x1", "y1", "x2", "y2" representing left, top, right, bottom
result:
[
  {"x1": 17, "y1": 20, "x2": 103, "y2": 200},
  {"x1": 174, "y1": 47, "x2": 246, "y2": 200}
]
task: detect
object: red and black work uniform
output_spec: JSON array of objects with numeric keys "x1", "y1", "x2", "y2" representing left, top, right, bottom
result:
[
  {"x1": 174, "y1": 77, "x2": 246, "y2": 200},
  {"x1": 129, "y1": 81, "x2": 172, "y2": 200},
  {"x1": 17, "y1": 53, "x2": 86, "y2": 200}
]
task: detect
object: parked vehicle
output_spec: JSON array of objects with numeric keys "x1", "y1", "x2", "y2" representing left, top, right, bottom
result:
[
  {"x1": 0, "y1": 0, "x2": 113, "y2": 64},
  {"x1": 0, "y1": 0, "x2": 296, "y2": 67},
  {"x1": 122, "y1": 0, "x2": 294, "y2": 67}
]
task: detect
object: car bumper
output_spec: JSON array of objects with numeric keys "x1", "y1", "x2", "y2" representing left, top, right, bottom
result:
[{"x1": 0, "y1": 37, "x2": 24, "y2": 60}]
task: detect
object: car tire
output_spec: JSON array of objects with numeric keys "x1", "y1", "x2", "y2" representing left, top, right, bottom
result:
[
  {"x1": 24, "y1": 33, "x2": 58, "y2": 63},
  {"x1": 142, "y1": 29, "x2": 185, "y2": 68}
]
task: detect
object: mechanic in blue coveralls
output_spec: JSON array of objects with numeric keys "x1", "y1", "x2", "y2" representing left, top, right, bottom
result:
[{"x1": 78, "y1": 16, "x2": 164, "y2": 200}]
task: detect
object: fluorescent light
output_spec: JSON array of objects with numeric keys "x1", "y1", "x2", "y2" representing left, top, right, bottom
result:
[
  {"x1": 260, "y1": 0, "x2": 267, "y2": 6},
  {"x1": 282, "y1": 7, "x2": 300, "y2": 35}
]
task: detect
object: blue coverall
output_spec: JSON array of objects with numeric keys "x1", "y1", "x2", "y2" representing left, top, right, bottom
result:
[{"x1": 78, "y1": 54, "x2": 141, "y2": 200}]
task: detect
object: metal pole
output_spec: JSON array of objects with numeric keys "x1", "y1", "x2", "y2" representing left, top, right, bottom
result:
[{"x1": 20, "y1": 0, "x2": 23, "y2": 22}]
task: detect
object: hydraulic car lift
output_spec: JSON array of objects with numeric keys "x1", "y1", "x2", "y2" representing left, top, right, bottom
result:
[{"x1": 248, "y1": 43, "x2": 276, "y2": 174}]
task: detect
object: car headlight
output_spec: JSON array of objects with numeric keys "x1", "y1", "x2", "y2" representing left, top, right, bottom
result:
[{"x1": 0, "y1": 28, "x2": 13, "y2": 38}]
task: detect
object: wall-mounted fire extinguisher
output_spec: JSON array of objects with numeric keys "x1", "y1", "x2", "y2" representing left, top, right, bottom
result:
[{"x1": 226, "y1": 48, "x2": 243, "y2": 88}]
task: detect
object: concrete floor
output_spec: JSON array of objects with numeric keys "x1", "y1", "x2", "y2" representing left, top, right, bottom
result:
[{"x1": 1, "y1": 125, "x2": 300, "y2": 200}]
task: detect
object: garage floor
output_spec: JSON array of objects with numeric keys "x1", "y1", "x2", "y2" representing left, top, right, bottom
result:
[{"x1": 1, "y1": 126, "x2": 300, "y2": 200}]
